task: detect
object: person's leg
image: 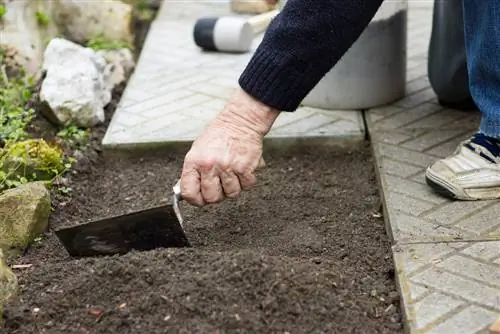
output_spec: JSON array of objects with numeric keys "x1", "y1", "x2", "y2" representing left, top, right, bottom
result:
[{"x1": 425, "y1": 0, "x2": 500, "y2": 200}]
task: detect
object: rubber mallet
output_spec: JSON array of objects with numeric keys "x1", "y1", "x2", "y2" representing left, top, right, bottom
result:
[{"x1": 193, "y1": 9, "x2": 279, "y2": 53}]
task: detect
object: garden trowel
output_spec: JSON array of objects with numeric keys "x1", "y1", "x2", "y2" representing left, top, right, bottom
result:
[{"x1": 55, "y1": 180, "x2": 189, "y2": 257}]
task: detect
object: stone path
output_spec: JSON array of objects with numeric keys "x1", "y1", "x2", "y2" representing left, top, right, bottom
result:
[{"x1": 103, "y1": 1, "x2": 500, "y2": 333}]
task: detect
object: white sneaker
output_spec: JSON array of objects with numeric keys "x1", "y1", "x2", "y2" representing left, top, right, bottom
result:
[{"x1": 425, "y1": 133, "x2": 500, "y2": 200}]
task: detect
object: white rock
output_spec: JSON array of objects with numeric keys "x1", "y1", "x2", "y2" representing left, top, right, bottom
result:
[
  {"x1": 97, "y1": 48, "x2": 136, "y2": 89},
  {"x1": 53, "y1": 0, "x2": 134, "y2": 46},
  {"x1": 0, "y1": 0, "x2": 59, "y2": 77},
  {"x1": 40, "y1": 38, "x2": 112, "y2": 128}
]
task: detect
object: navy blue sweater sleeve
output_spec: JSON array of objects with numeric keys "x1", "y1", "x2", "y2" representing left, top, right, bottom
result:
[{"x1": 238, "y1": 0, "x2": 384, "y2": 111}]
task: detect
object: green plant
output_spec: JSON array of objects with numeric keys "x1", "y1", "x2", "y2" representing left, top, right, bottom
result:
[
  {"x1": 86, "y1": 35, "x2": 132, "y2": 51},
  {"x1": 0, "y1": 139, "x2": 73, "y2": 191},
  {"x1": 0, "y1": 65, "x2": 36, "y2": 143},
  {"x1": 35, "y1": 11, "x2": 50, "y2": 27},
  {"x1": 0, "y1": 4, "x2": 6, "y2": 21},
  {"x1": 57, "y1": 124, "x2": 89, "y2": 144}
]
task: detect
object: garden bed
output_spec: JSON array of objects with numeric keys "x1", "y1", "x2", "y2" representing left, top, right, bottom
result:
[
  {"x1": 4, "y1": 143, "x2": 403, "y2": 333},
  {"x1": 1, "y1": 1, "x2": 403, "y2": 333}
]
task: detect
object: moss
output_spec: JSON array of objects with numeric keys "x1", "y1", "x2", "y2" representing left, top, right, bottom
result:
[
  {"x1": 86, "y1": 34, "x2": 133, "y2": 51},
  {"x1": 0, "y1": 139, "x2": 70, "y2": 191}
]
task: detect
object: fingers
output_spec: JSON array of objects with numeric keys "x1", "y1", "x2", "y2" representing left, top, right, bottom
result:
[
  {"x1": 200, "y1": 167, "x2": 224, "y2": 204},
  {"x1": 180, "y1": 168, "x2": 205, "y2": 207},
  {"x1": 181, "y1": 150, "x2": 262, "y2": 206},
  {"x1": 237, "y1": 171, "x2": 257, "y2": 190},
  {"x1": 220, "y1": 170, "x2": 242, "y2": 198}
]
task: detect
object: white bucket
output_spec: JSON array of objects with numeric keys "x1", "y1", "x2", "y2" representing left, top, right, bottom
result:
[{"x1": 299, "y1": 1, "x2": 408, "y2": 110}]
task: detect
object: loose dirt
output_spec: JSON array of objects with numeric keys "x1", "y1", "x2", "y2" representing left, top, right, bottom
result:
[
  {"x1": 4, "y1": 141, "x2": 402, "y2": 333},
  {"x1": 2, "y1": 3, "x2": 403, "y2": 333}
]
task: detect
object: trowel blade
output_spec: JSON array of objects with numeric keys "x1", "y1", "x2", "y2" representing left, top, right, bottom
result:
[{"x1": 54, "y1": 204, "x2": 190, "y2": 258}]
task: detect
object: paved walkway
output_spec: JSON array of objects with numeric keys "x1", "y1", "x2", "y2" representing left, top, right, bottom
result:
[{"x1": 103, "y1": 1, "x2": 500, "y2": 333}]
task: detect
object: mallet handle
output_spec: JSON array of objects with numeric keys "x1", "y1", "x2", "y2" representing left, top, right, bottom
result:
[{"x1": 247, "y1": 9, "x2": 280, "y2": 34}]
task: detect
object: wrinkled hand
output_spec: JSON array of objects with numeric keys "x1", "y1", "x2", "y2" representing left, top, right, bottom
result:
[{"x1": 180, "y1": 89, "x2": 280, "y2": 207}]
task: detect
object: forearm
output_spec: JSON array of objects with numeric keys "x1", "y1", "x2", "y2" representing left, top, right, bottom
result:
[{"x1": 239, "y1": 0, "x2": 385, "y2": 111}]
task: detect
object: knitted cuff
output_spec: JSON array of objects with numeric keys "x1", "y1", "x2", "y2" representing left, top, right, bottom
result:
[{"x1": 238, "y1": 48, "x2": 324, "y2": 112}]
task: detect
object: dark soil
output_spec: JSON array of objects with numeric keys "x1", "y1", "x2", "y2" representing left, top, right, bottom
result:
[
  {"x1": 4, "y1": 142, "x2": 402, "y2": 333},
  {"x1": 2, "y1": 3, "x2": 403, "y2": 334}
]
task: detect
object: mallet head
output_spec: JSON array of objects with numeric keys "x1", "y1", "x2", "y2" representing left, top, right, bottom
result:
[{"x1": 193, "y1": 16, "x2": 254, "y2": 53}]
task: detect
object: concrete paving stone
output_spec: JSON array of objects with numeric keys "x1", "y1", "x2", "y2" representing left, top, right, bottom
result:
[
  {"x1": 406, "y1": 76, "x2": 430, "y2": 95},
  {"x1": 406, "y1": 64, "x2": 429, "y2": 82},
  {"x1": 461, "y1": 241, "x2": 500, "y2": 261},
  {"x1": 426, "y1": 306, "x2": 498, "y2": 334},
  {"x1": 121, "y1": 90, "x2": 196, "y2": 115},
  {"x1": 383, "y1": 174, "x2": 448, "y2": 205},
  {"x1": 369, "y1": 103, "x2": 442, "y2": 130},
  {"x1": 423, "y1": 130, "x2": 477, "y2": 158},
  {"x1": 409, "y1": 171, "x2": 427, "y2": 185},
  {"x1": 403, "y1": 109, "x2": 481, "y2": 130},
  {"x1": 107, "y1": 112, "x2": 148, "y2": 129},
  {"x1": 267, "y1": 111, "x2": 362, "y2": 138},
  {"x1": 436, "y1": 254, "x2": 500, "y2": 286},
  {"x1": 394, "y1": 242, "x2": 467, "y2": 275},
  {"x1": 422, "y1": 201, "x2": 494, "y2": 226},
  {"x1": 370, "y1": 129, "x2": 422, "y2": 145},
  {"x1": 413, "y1": 292, "x2": 466, "y2": 330},
  {"x1": 374, "y1": 140, "x2": 439, "y2": 167},
  {"x1": 452, "y1": 203, "x2": 500, "y2": 236},
  {"x1": 408, "y1": 282, "x2": 431, "y2": 302},
  {"x1": 181, "y1": 104, "x2": 221, "y2": 122},
  {"x1": 394, "y1": 242, "x2": 500, "y2": 333},
  {"x1": 143, "y1": 118, "x2": 210, "y2": 142},
  {"x1": 141, "y1": 94, "x2": 214, "y2": 118},
  {"x1": 378, "y1": 156, "x2": 423, "y2": 178},
  {"x1": 389, "y1": 213, "x2": 468, "y2": 243},
  {"x1": 386, "y1": 191, "x2": 436, "y2": 217},
  {"x1": 399, "y1": 129, "x2": 470, "y2": 152},
  {"x1": 411, "y1": 266, "x2": 500, "y2": 309}
]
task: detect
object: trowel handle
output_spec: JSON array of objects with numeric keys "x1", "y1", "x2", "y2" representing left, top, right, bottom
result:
[
  {"x1": 173, "y1": 179, "x2": 182, "y2": 202},
  {"x1": 246, "y1": 9, "x2": 279, "y2": 34}
]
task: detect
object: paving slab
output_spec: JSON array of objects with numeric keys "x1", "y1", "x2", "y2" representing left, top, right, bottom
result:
[
  {"x1": 102, "y1": 1, "x2": 365, "y2": 149},
  {"x1": 394, "y1": 241, "x2": 500, "y2": 333},
  {"x1": 368, "y1": 2, "x2": 500, "y2": 333}
]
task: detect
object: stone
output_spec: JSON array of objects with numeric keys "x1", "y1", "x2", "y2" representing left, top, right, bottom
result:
[
  {"x1": 52, "y1": 0, "x2": 134, "y2": 46},
  {"x1": 0, "y1": 249, "x2": 18, "y2": 324},
  {"x1": 0, "y1": 182, "x2": 51, "y2": 255},
  {"x1": 97, "y1": 48, "x2": 136, "y2": 89},
  {"x1": 40, "y1": 38, "x2": 112, "y2": 128},
  {"x1": 230, "y1": 0, "x2": 277, "y2": 14},
  {"x1": 0, "y1": 0, "x2": 60, "y2": 77}
]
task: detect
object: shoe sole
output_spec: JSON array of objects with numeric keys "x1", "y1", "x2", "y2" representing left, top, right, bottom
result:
[{"x1": 425, "y1": 168, "x2": 500, "y2": 201}]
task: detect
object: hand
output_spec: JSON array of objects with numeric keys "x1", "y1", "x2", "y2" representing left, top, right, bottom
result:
[{"x1": 180, "y1": 89, "x2": 280, "y2": 207}]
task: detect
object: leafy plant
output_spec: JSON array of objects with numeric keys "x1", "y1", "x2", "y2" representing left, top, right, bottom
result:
[
  {"x1": 57, "y1": 124, "x2": 89, "y2": 145},
  {"x1": 35, "y1": 11, "x2": 50, "y2": 27},
  {"x1": 0, "y1": 4, "x2": 6, "y2": 21},
  {"x1": 0, "y1": 139, "x2": 73, "y2": 192},
  {"x1": 86, "y1": 35, "x2": 132, "y2": 51},
  {"x1": 0, "y1": 65, "x2": 36, "y2": 143}
]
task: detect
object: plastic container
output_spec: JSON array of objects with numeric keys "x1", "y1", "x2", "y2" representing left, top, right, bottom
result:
[
  {"x1": 427, "y1": 0, "x2": 475, "y2": 110},
  {"x1": 298, "y1": 1, "x2": 408, "y2": 110}
]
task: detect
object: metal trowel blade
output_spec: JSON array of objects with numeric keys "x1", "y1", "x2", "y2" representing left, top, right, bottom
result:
[{"x1": 55, "y1": 203, "x2": 190, "y2": 258}]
